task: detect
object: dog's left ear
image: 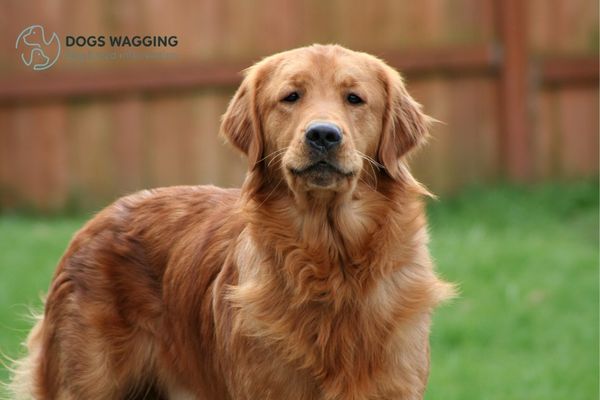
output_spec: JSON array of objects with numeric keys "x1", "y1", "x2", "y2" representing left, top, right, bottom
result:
[
  {"x1": 220, "y1": 66, "x2": 264, "y2": 170},
  {"x1": 377, "y1": 65, "x2": 432, "y2": 181}
]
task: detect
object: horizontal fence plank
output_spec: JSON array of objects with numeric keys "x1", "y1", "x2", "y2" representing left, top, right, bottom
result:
[
  {"x1": 539, "y1": 56, "x2": 599, "y2": 86},
  {"x1": 381, "y1": 44, "x2": 499, "y2": 76},
  {"x1": 0, "y1": 45, "x2": 498, "y2": 103},
  {"x1": 0, "y1": 62, "x2": 248, "y2": 104}
]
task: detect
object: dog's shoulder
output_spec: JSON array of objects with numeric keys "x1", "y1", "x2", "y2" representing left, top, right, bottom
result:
[
  {"x1": 116, "y1": 185, "x2": 241, "y2": 213},
  {"x1": 59, "y1": 185, "x2": 242, "y2": 277}
]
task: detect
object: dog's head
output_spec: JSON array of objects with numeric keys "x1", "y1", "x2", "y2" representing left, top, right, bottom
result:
[{"x1": 221, "y1": 44, "x2": 431, "y2": 200}]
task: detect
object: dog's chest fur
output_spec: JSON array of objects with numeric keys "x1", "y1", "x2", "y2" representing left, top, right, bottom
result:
[{"x1": 213, "y1": 192, "x2": 443, "y2": 400}]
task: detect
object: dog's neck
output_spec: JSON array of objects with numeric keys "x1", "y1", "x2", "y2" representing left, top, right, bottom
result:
[{"x1": 239, "y1": 170, "x2": 428, "y2": 305}]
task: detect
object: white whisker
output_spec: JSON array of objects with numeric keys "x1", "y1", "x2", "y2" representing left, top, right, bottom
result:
[
  {"x1": 257, "y1": 147, "x2": 289, "y2": 164},
  {"x1": 355, "y1": 150, "x2": 382, "y2": 187},
  {"x1": 356, "y1": 150, "x2": 384, "y2": 169}
]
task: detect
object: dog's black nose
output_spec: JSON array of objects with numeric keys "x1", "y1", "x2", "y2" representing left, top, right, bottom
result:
[{"x1": 305, "y1": 122, "x2": 342, "y2": 151}]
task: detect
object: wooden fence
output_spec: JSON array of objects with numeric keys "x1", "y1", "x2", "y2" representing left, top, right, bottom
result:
[{"x1": 0, "y1": 0, "x2": 598, "y2": 211}]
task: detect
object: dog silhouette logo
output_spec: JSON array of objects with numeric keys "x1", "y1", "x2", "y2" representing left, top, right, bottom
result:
[{"x1": 16, "y1": 25, "x2": 61, "y2": 71}]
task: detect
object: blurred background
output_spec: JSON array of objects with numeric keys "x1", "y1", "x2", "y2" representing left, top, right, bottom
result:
[
  {"x1": 0, "y1": 1, "x2": 598, "y2": 399},
  {"x1": 0, "y1": 0, "x2": 597, "y2": 210}
]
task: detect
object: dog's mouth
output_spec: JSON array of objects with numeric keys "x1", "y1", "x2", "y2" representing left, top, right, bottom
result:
[
  {"x1": 288, "y1": 160, "x2": 355, "y2": 188},
  {"x1": 290, "y1": 160, "x2": 354, "y2": 177}
]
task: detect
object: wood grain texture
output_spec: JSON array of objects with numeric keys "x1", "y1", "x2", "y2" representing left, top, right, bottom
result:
[{"x1": 0, "y1": 0, "x2": 597, "y2": 211}]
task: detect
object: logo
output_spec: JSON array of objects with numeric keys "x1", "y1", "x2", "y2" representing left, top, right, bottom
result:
[{"x1": 15, "y1": 25, "x2": 61, "y2": 71}]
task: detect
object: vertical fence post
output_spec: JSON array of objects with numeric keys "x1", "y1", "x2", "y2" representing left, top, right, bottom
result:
[{"x1": 497, "y1": 0, "x2": 532, "y2": 180}]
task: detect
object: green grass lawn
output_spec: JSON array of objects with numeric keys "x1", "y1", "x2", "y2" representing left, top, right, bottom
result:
[{"x1": 0, "y1": 180, "x2": 597, "y2": 399}]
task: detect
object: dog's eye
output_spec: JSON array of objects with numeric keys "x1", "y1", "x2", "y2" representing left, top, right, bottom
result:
[
  {"x1": 347, "y1": 93, "x2": 364, "y2": 105},
  {"x1": 282, "y1": 92, "x2": 300, "y2": 103}
]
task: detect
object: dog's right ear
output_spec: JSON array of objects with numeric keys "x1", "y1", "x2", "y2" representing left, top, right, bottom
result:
[{"x1": 220, "y1": 66, "x2": 264, "y2": 170}]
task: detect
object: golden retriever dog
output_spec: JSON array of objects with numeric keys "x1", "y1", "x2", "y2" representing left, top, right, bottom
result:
[{"x1": 9, "y1": 44, "x2": 453, "y2": 400}]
